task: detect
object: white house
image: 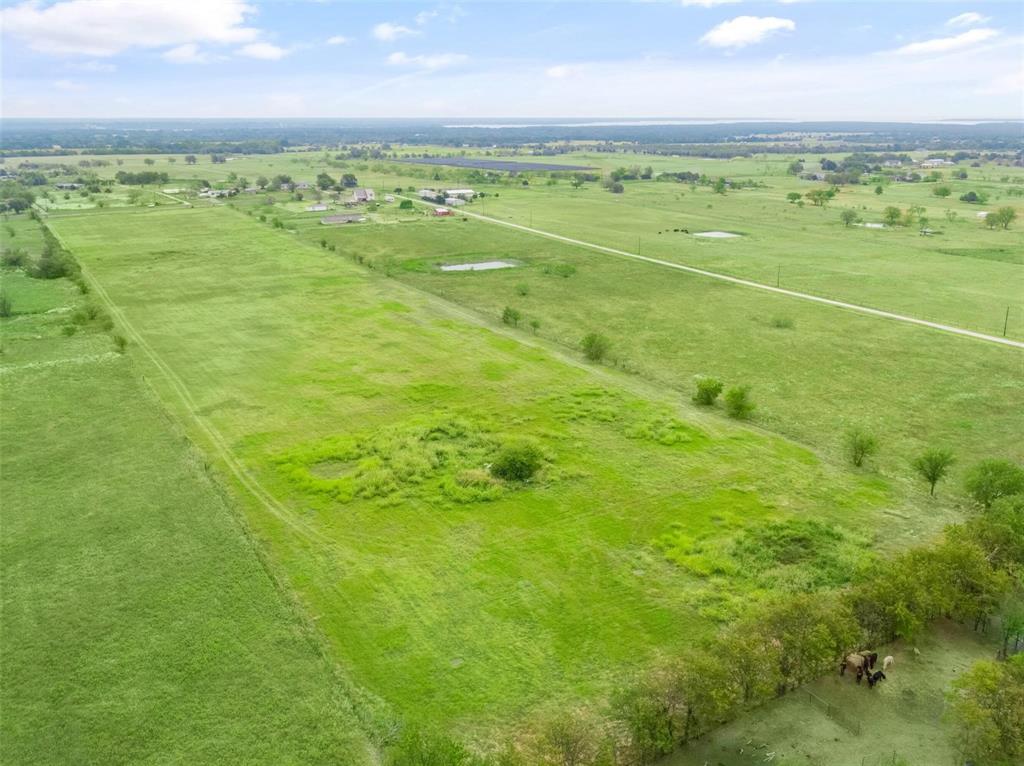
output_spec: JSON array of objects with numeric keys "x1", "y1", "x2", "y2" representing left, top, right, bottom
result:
[{"x1": 306, "y1": 202, "x2": 329, "y2": 212}]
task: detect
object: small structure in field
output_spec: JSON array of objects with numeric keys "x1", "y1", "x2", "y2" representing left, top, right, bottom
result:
[
  {"x1": 444, "y1": 197, "x2": 467, "y2": 206},
  {"x1": 351, "y1": 188, "x2": 375, "y2": 203},
  {"x1": 444, "y1": 188, "x2": 476, "y2": 199},
  {"x1": 384, "y1": 194, "x2": 395, "y2": 203},
  {"x1": 321, "y1": 214, "x2": 366, "y2": 225},
  {"x1": 306, "y1": 202, "x2": 329, "y2": 212},
  {"x1": 433, "y1": 208, "x2": 452, "y2": 216},
  {"x1": 419, "y1": 188, "x2": 439, "y2": 199}
]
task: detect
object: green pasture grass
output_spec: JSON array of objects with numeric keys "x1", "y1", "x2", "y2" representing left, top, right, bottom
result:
[
  {"x1": 0, "y1": 271, "x2": 377, "y2": 764},
  {"x1": 663, "y1": 620, "x2": 999, "y2": 766},
  {"x1": 50, "y1": 205, "x2": 898, "y2": 738},
  {"x1": 15, "y1": 148, "x2": 1021, "y2": 339},
  {"x1": 304, "y1": 216, "x2": 1023, "y2": 482}
]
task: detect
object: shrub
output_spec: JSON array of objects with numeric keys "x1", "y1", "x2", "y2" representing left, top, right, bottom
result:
[
  {"x1": 61, "y1": 324, "x2": 77, "y2": 337},
  {"x1": 692, "y1": 376, "x2": 723, "y2": 406},
  {"x1": 529, "y1": 318, "x2": 540, "y2": 334},
  {"x1": 386, "y1": 727, "x2": 477, "y2": 766},
  {"x1": 1, "y1": 247, "x2": 27, "y2": 268},
  {"x1": 912, "y1": 448, "x2": 955, "y2": 496},
  {"x1": 490, "y1": 439, "x2": 544, "y2": 482},
  {"x1": 724, "y1": 386, "x2": 755, "y2": 419},
  {"x1": 580, "y1": 332, "x2": 611, "y2": 362},
  {"x1": 844, "y1": 428, "x2": 878, "y2": 468},
  {"x1": 964, "y1": 459, "x2": 1024, "y2": 509},
  {"x1": 839, "y1": 209, "x2": 859, "y2": 227},
  {"x1": 515, "y1": 283, "x2": 529, "y2": 297},
  {"x1": 770, "y1": 316, "x2": 794, "y2": 329},
  {"x1": 0, "y1": 292, "x2": 11, "y2": 318},
  {"x1": 501, "y1": 306, "x2": 521, "y2": 327},
  {"x1": 398, "y1": 199, "x2": 413, "y2": 210},
  {"x1": 112, "y1": 334, "x2": 128, "y2": 353}
]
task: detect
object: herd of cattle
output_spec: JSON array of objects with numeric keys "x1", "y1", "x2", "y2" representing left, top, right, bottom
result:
[{"x1": 840, "y1": 651, "x2": 894, "y2": 688}]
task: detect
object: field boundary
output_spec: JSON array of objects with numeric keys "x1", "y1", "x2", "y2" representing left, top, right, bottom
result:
[{"x1": 402, "y1": 196, "x2": 1024, "y2": 350}]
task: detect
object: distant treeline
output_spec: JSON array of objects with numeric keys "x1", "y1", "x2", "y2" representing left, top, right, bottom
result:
[{"x1": 1, "y1": 119, "x2": 1021, "y2": 155}]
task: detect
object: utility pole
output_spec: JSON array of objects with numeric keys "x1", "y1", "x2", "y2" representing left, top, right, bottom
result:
[
  {"x1": 776, "y1": 265, "x2": 781, "y2": 288},
  {"x1": 1004, "y1": 306, "x2": 1011, "y2": 337}
]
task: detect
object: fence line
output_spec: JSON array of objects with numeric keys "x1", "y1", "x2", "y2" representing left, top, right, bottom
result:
[{"x1": 806, "y1": 690, "x2": 862, "y2": 736}]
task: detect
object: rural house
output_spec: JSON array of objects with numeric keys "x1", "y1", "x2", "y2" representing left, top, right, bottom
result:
[{"x1": 351, "y1": 188, "x2": 376, "y2": 203}]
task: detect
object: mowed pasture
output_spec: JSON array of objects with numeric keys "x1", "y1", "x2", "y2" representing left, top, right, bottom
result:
[
  {"x1": 293, "y1": 215, "x2": 1023, "y2": 500},
  {"x1": 0, "y1": 251, "x2": 376, "y2": 764},
  {"x1": 50, "y1": 205, "x2": 895, "y2": 737}
]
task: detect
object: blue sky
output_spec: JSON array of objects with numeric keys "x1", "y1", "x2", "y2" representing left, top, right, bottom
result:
[{"x1": 1, "y1": 0, "x2": 1021, "y2": 119}]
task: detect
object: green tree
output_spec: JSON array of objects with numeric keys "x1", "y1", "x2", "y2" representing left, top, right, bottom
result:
[
  {"x1": 964, "y1": 459, "x2": 1024, "y2": 509},
  {"x1": 723, "y1": 386, "x2": 755, "y2": 419},
  {"x1": 316, "y1": 172, "x2": 336, "y2": 190},
  {"x1": 946, "y1": 655, "x2": 1024, "y2": 766},
  {"x1": 399, "y1": 199, "x2": 413, "y2": 210},
  {"x1": 692, "y1": 377, "x2": 723, "y2": 406},
  {"x1": 874, "y1": 185, "x2": 883, "y2": 195},
  {"x1": 580, "y1": 332, "x2": 611, "y2": 362},
  {"x1": 844, "y1": 428, "x2": 878, "y2": 467},
  {"x1": 501, "y1": 306, "x2": 521, "y2": 327},
  {"x1": 912, "y1": 448, "x2": 955, "y2": 495},
  {"x1": 883, "y1": 206, "x2": 902, "y2": 226},
  {"x1": 786, "y1": 192, "x2": 802, "y2": 204},
  {"x1": 490, "y1": 440, "x2": 544, "y2": 482},
  {"x1": 839, "y1": 209, "x2": 859, "y2": 227},
  {"x1": 990, "y1": 206, "x2": 1018, "y2": 230},
  {"x1": 932, "y1": 185, "x2": 951, "y2": 198}
]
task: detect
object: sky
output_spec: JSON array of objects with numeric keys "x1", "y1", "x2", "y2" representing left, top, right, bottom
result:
[{"x1": 1, "y1": 0, "x2": 1022, "y2": 120}]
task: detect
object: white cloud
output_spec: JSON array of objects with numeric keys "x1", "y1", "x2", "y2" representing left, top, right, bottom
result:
[
  {"x1": 946, "y1": 12, "x2": 990, "y2": 28},
  {"x1": 78, "y1": 61, "x2": 117, "y2": 73},
  {"x1": 546, "y1": 64, "x2": 584, "y2": 79},
  {"x1": 0, "y1": 0, "x2": 259, "y2": 57},
  {"x1": 163, "y1": 43, "x2": 208, "y2": 64},
  {"x1": 373, "y1": 22, "x2": 419, "y2": 42},
  {"x1": 415, "y1": 9, "x2": 439, "y2": 25},
  {"x1": 326, "y1": 35, "x2": 350, "y2": 45},
  {"x1": 236, "y1": 42, "x2": 288, "y2": 60},
  {"x1": 53, "y1": 79, "x2": 84, "y2": 91},
  {"x1": 893, "y1": 28, "x2": 999, "y2": 56},
  {"x1": 700, "y1": 16, "x2": 795, "y2": 48},
  {"x1": 681, "y1": 0, "x2": 740, "y2": 6},
  {"x1": 387, "y1": 51, "x2": 467, "y2": 70}
]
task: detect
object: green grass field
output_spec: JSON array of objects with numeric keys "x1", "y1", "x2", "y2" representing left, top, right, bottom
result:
[
  {"x1": 46, "y1": 205, "x2": 903, "y2": 740},
  {"x1": 0, "y1": 263, "x2": 377, "y2": 764},
  {"x1": 290, "y1": 214, "x2": 1023, "y2": 488},
  {"x1": 4, "y1": 144, "x2": 1020, "y2": 761}
]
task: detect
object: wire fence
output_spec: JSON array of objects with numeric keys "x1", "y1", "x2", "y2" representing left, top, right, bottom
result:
[{"x1": 806, "y1": 690, "x2": 861, "y2": 736}]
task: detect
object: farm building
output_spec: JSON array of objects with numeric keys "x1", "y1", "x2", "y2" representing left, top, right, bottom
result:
[
  {"x1": 321, "y1": 214, "x2": 366, "y2": 225},
  {"x1": 294, "y1": 181, "x2": 312, "y2": 190},
  {"x1": 444, "y1": 197, "x2": 467, "y2": 206},
  {"x1": 419, "y1": 189, "x2": 439, "y2": 199},
  {"x1": 433, "y1": 208, "x2": 452, "y2": 217},
  {"x1": 444, "y1": 188, "x2": 476, "y2": 199},
  {"x1": 384, "y1": 194, "x2": 395, "y2": 203},
  {"x1": 351, "y1": 188, "x2": 375, "y2": 203},
  {"x1": 306, "y1": 203, "x2": 329, "y2": 212}
]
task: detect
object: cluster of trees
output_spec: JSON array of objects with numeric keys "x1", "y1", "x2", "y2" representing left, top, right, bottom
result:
[
  {"x1": 691, "y1": 377, "x2": 755, "y2": 419},
  {"x1": 0, "y1": 180, "x2": 35, "y2": 213},
  {"x1": 386, "y1": 480, "x2": 1024, "y2": 765},
  {"x1": 984, "y1": 207, "x2": 1018, "y2": 229},
  {"x1": 959, "y1": 190, "x2": 989, "y2": 204},
  {"x1": 114, "y1": 170, "x2": 169, "y2": 186}
]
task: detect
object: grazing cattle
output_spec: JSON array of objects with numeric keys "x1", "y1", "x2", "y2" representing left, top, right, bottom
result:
[
  {"x1": 867, "y1": 670, "x2": 886, "y2": 688},
  {"x1": 841, "y1": 652, "x2": 867, "y2": 680},
  {"x1": 859, "y1": 651, "x2": 879, "y2": 670},
  {"x1": 883, "y1": 655, "x2": 894, "y2": 671}
]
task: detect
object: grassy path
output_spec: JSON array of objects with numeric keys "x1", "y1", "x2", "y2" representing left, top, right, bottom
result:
[{"x1": 404, "y1": 197, "x2": 1024, "y2": 350}]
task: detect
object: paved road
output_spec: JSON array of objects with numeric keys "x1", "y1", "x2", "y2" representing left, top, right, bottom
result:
[{"x1": 407, "y1": 197, "x2": 1023, "y2": 350}]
